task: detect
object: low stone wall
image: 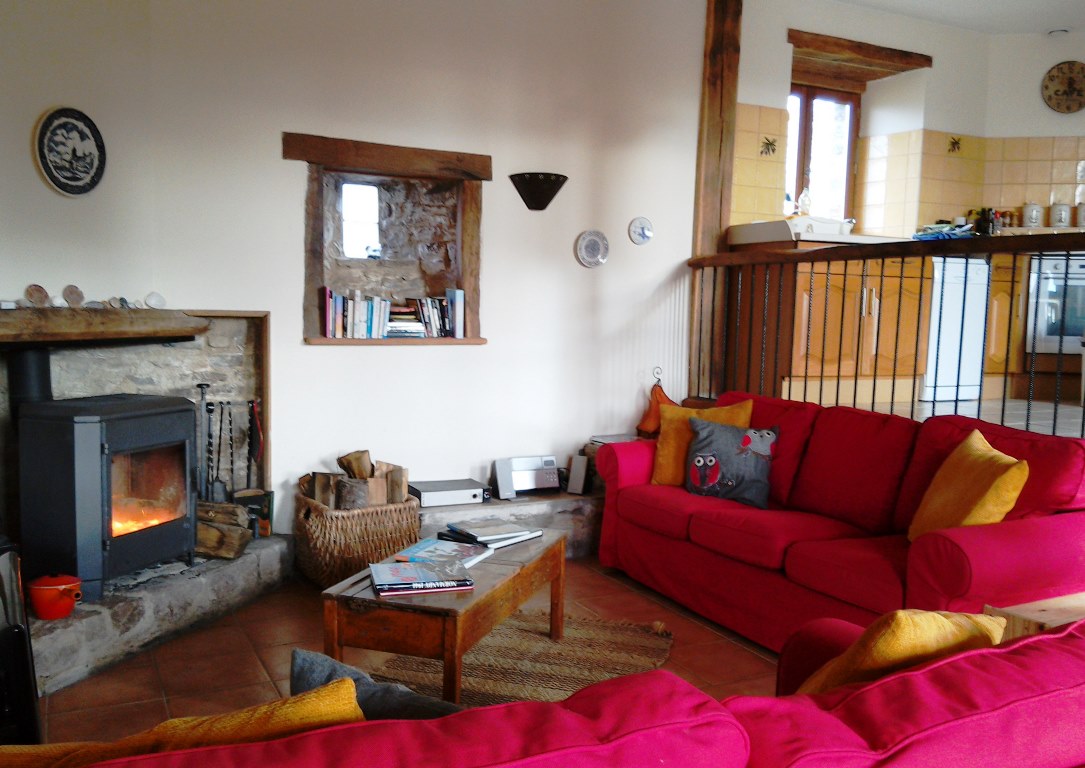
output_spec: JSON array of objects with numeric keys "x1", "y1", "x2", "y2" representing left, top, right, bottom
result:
[{"x1": 30, "y1": 536, "x2": 293, "y2": 694}]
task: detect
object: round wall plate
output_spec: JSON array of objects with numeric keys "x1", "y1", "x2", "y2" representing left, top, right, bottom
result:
[
  {"x1": 35, "y1": 107, "x2": 106, "y2": 196},
  {"x1": 628, "y1": 216, "x2": 653, "y2": 245},
  {"x1": 575, "y1": 230, "x2": 609, "y2": 268}
]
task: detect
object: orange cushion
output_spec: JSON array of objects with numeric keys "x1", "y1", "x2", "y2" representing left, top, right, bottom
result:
[
  {"x1": 908, "y1": 429, "x2": 1029, "y2": 541},
  {"x1": 651, "y1": 400, "x2": 752, "y2": 486},
  {"x1": 0, "y1": 678, "x2": 362, "y2": 768},
  {"x1": 797, "y1": 609, "x2": 1006, "y2": 695}
]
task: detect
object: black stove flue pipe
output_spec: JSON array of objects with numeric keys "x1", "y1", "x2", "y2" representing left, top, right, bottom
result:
[{"x1": 6, "y1": 348, "x2": 53, "y2": 416}]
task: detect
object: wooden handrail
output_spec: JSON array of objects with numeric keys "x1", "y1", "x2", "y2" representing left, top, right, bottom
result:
[{"x1": 689, "y1": 233, "x2": 1085, "y2": 269}]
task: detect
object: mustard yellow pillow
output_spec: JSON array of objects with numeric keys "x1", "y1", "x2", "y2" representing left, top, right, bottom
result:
[
  {"x1": 797, "y1": 609, "x2": 1007, "y2": 695},
  {"x1": 907, "y1": 429, "x2": 1029, "y2": 542},
  {"x1": 0, "y1": 678, "x2": 363, "y2": 768},
  {"x1": 651, "y1": 400, "x2": 753, "y2": 486}
]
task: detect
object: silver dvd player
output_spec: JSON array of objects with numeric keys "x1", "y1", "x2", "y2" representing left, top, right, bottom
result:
[{"x1": 408, "y1": 479, "x2": 489, "y2": 507}]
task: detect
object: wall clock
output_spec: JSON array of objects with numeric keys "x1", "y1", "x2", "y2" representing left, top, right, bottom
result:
[
  {"x1": 575, "y1": 230, "x2": 609, "y2": 268},
  {"x1": 1041, "y1": 61, "x2": 1085, "y2": 114},
  {"x1": 35, "y1": 107, "x2": 106, "y2": 195}
]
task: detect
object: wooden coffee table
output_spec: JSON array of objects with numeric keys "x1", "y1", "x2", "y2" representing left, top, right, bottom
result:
[
  {"x1": 984, "y1": 591, "x2": 1085, "y2": 641},
  {"x1": 322, "y1": 529, "x2": 565, "y2": 703}
]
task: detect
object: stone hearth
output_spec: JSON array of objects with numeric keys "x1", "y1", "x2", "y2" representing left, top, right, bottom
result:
[{"x1": 30, "y1": 536, "x2": 293, "y2": 694}]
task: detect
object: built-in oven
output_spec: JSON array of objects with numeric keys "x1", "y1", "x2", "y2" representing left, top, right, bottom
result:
[{"x1": 1027, "y1": 254, "x2": 1085, "y2": 353}]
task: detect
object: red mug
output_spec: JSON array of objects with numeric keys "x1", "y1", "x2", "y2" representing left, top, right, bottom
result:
[{"x1": 28, "y1": 574, "x2": 82, "y2": 620}]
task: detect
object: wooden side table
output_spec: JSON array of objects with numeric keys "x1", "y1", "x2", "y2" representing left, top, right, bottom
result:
[
  {"x1": 322, "y1": 530, "x2": 565, "y2": 703},
  {"x1": 983, "y1": 591, "x2": 1085, "y2": 641}
]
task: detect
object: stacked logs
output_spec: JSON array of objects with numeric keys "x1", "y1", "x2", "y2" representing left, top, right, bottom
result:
[{"x1": 298, "y1": 450, "x2": 409, "y2": 508}]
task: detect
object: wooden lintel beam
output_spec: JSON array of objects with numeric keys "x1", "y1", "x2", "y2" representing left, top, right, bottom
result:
[
  {"x1": 788, "y1": 29, "x2": 932, "y2": 75},
  {"x1": 282, "y1": 132, "x2": 493, "y2": 181}
]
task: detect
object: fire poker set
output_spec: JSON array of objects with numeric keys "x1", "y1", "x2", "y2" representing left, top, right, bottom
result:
[{"x1": 193, "y1": 383, "x2": 272, "y2": 559}]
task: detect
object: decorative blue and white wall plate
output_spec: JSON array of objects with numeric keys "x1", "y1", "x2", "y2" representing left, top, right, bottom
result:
[{"x1": 35, "y1": 107, "x2": 106, "y2": 196}]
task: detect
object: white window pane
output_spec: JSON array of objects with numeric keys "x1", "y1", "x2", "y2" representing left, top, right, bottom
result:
[
  {"x1": 342, "y1": 183, "x2": 382, "y2": 259},
  {"x1": 808, "y1": 98, "x2": 852, "y2": 220},
  {"x1": 785, "y1": 94, "x2": 801, "y2": 213}
]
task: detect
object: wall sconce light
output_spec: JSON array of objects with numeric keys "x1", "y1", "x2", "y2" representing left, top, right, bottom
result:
[{"x1": 509, "y1": 172, "x2": 567, "y2": 210}]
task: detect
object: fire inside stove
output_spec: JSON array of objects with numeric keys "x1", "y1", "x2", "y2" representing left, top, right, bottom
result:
[{"x1": 110, "y1": 443, "x2": 187, "y2": 538}]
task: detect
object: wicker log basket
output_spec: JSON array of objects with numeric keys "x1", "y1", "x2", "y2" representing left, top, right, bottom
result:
[{"x1": 294, "y1": 493, "x2": 420, "y2": 588}]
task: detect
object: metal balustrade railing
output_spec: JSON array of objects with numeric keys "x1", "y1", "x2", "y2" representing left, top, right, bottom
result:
[{"x1": 688, "y1": 233, "x2": 1085, "y2": 435}]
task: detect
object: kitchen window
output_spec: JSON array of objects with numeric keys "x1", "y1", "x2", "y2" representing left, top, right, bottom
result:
[{"x1": 785, "y1": 85, "x2": 859, "y2": 220}]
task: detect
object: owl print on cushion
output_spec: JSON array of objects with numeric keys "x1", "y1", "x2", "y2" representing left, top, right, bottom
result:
[{"x1": 685, "y1": 418, "x2": 779, "y2": 508}]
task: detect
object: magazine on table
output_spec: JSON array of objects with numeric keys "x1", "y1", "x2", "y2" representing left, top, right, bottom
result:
[
  {"x1": 393, "y1": 538, "x2": 494, "y2": 568},
  {"x1": 369, "y1": 560, "x2": 474, "y2": 596}
]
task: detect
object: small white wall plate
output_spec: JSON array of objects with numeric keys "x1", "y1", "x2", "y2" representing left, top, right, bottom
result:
[
  {"x1": 575, "y1": 230, "x2": 609, "y2": 268},
  {"x1": 628, "y1": 216, "x2": 653, "y2": 245}
]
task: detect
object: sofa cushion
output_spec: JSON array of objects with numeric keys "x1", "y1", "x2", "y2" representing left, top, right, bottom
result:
[
  {"x1": 689, "y1": 505, "x2": 865, "y2": 570},
  {"x1": 785, "y1": 535, "x2": 909, "y2": 615},
  {"x1": 796, "y1": 609, "x2": 1006, "y2": 695},
  {"x1": 651, "y1": 400, "x2": 752, "y2": 486},
  {"x1": 92, "y1": 670, "x2": 751, "y2": 768},
  {"x1": 616, "y1": 484, "x2": 724, "y2": 541},
  {"x1": 726, "y1": 619, "x2": 1085, "y2": 768},
  {"x1": 895, "y1": 414, "x2": 1085, "y2": 532},
  {"x1": 907, "y1": 429, "x2": 1029, "y2": 541},
  {"x1": 716, "y1": 391, "x2": 822, "y2": 506},
  {"x1": 685, "y1": 419, "x2": 777, "y2": 508},
  {"x1": 788, "y1": 406, "x2": 919, "y2": 533}
]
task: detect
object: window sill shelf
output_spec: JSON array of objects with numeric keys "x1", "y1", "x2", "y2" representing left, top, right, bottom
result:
[{"x1": 304, "y1": 336, "x2": 487, "y2": 346}]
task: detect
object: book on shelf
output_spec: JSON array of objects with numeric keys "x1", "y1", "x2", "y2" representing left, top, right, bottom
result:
[
  {"x1": 368, "y1": 560, "x2": 474, "y2": 596},
  {"x1": 319, "y1": 289, "x2": 459, "y2": 340},
  {"x1": 445, "y1": 288, "x2": 465, "y2": 339},
  {"x1": 394, "y1": 538, "x2": 494, "y2": 568}
]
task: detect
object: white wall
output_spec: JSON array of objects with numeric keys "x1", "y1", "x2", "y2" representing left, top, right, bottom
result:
[
  {"x1": 739, "y1": 0, "x2": 1085, "y2": 139},
  {"x1": 0, "y1": 0, "x2": 703, "y2": 530},
  {"x1": 986, "y1": 28, "x2": 1085, "y2": 137}
]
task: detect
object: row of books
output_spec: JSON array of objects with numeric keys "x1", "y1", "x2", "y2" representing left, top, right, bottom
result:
[
  {"x1": 320, "y1": 287, "x2": 466, "y2": 340},
  {"x1": 367, "y1": 521, "x2": 543, "y2": 596}
]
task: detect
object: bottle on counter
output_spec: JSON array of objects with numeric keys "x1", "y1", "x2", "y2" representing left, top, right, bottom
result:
[{"x1": 797, "y1": 187, "x2": 812, "y2": 216}]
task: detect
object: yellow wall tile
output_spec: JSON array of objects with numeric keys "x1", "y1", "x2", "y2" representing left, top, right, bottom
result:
[
  {"x1": 1052, "y1": 184, "x2": 1076, "y2": 205},
  {"x1": 888, "y1": 133, "x2": 909, "y2": 156},
  {"x1": 734, "y1": 130, "x2": 761, "y2": 160},
  {"x1": 1000, "y1": 184, "x2": 1026, "y2": 208},
  {"x1": 736, "y1": 103, "x2": 759, "y2": 132},
  {"x1": 1026, "y1": 160, "x2": 1052, "y2": 184},
  {"x1": 1053, "y1": 160, "x2": 1078, "y2": 184},
  {"x1": 1053, "y1": 137, "x2": 1078, "y2": 160},
  {"x1": 1028, "y1": 137, "x2": 1055, "y2": 160},
  {"x1": 1002, "y1": 161, "x2": 1028, "y2": 184},
  {"x1": 1003, "y1": 138, "x2": 1029, "y2": 161},
  {"x1": 985, "y1": 138, "x2": 1004, "y2": 161},
  {"x1": 733, "y1": 157, "x2": 759, "y2": 186},
  {"x1": 1025, "y1": 184, "x2": 1051, "y2": 204}
]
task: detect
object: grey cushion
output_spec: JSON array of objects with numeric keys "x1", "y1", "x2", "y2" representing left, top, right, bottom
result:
[
  {"x1": 685, "y1": 418, "x2": 777, "y2": 508},
  {"x1": 290, "y1": 648, "x2": 463, "y2": 719}
]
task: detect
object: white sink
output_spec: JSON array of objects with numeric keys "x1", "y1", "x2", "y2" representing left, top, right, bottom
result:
[{"x1": 786, "y1": 216, "x2": 855, "y2": 236}]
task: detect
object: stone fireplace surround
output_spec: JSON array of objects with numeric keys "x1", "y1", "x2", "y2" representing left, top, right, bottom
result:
[{"x1": 0, "y1": 308, "x2": 275, "y2": 694}]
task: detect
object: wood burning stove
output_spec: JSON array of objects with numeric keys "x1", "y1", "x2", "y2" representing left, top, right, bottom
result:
[{"x1": 18, "y1": 394, "x2": 196, "y2": 601}]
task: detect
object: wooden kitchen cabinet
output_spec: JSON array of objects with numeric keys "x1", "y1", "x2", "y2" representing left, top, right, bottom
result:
[
  {"x1": 984, "y1": 253, "x2": 1029, "y2": 375},
  {"x1": 792, "y1": 257, "x2": 930, "y2": 379}
]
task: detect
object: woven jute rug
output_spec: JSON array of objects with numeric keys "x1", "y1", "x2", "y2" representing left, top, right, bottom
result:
[{"x1": 370, "y1": 611, "x2": 673, "y2": 707}]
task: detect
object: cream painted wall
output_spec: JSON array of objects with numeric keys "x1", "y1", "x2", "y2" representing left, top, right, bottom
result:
[
  {"x1": 739, "y1": 0, "x2": 1084, "y2": 139},
  {"x1": 0, "y1": 0, "x2": 703, "y2": 530}
]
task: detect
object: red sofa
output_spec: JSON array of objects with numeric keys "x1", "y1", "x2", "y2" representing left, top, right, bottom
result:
[
  {"x1": 596, "y1": 391, "x2": 1085, "y2": 651},
  {"x1": 76, "y1": 618, "x2": 1085, "y2": 767}
]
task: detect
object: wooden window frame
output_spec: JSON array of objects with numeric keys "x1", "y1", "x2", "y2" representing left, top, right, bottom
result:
[
  {"x1": 282, "y1": 132, "x2": 491, "y2": 345},
  {"x1": 787, "y1": 85, "x2": 861, "y2": 219}
]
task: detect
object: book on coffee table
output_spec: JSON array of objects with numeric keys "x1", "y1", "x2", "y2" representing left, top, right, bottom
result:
[
  {"x1": 394, "y1": 538, "x2": 494, "y2": 568},
  {"x1": 445, "y1": 521, "x2": 543, "y2": 543},
  {"x1": 369, "y1": 560, "x2": 474, "y2": 596},
  {"x1": 439, "y1": 527, "x2": 543, "y2": 549}
]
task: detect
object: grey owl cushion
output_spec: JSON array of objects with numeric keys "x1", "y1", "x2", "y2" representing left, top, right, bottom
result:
[{"x1": 685, "y1": 417, "x2": 778, "y2": 508}]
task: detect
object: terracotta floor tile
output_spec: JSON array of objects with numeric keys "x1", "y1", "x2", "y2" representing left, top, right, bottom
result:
[
  {"x1": 48, "y1": 661, "x2": 162, "y2": 714},
  {"x1": 47, "y1": 699, "x2": 170, "y2": 743},
  {"x1": 234, "y1": 581, "x2": 323, "y2": 624},
  {"x1": 240, "y1": 611, "x2": 324, "y2": 649},
  {"x1": 655, "y1": 612, "x2": 734, "y2": 648},
  {"x1": 167, "y1": 682, "x2": 282, "y2": 718},
  {"x1": 574, "y1": 590, "x2": 677, "y2": 623},
  {"x1": 157, "y1": 649, "x2": 271, "y2": 697},
  {"x1": 255, "y1": 637, "x2": 324, "y2": 681},
  {"x1": 153, "y1": 624, "x2": 254, "y2": 663}
]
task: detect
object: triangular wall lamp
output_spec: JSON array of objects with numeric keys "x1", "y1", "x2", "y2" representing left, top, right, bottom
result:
[{"x1": 509, "y1": 172, "x2": 567, "y2": 211}]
